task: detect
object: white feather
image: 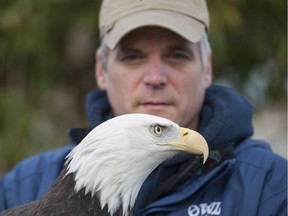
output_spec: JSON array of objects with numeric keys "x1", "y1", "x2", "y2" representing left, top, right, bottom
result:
[{"x1": 65, "y1": 113, "x2": 183, "y2": 216}]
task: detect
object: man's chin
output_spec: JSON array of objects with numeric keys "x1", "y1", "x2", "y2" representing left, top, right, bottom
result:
[{"x1": 136, "y1": 107, "x2": 177, "y2": 122}]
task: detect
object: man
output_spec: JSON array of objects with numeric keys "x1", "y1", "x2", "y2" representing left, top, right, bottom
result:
[{"x1": 0, "y1": 0, "x2": 287, "y2": 215}]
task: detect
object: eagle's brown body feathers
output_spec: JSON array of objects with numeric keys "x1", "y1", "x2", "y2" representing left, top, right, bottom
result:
[{"x1": 1, "y1": 166, "x2": 124, "y2": 216}]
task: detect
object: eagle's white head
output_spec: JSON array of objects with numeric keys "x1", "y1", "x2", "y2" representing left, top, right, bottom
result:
[{"x1": 65, "y1": 113, "x2": 208, "y2": 216}]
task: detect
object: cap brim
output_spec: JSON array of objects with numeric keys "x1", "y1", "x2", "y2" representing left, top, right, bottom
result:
[{"x1": 104, "y1": 10, "x2": 206, "y2": 49}]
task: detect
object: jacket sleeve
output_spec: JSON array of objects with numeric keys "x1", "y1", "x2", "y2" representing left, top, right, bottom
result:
[
  {"x1": 0, "y1": 145, "x2": 74, "y2": 212},
  {"x1": 257, "y1": 187, "x2": 287, "y2": 216},
  {"x1": 257, "y1": 154, "x2": 287, "y2": 216}
]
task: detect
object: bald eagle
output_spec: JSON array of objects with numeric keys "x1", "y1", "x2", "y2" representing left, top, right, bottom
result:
[{"x1": 0, "y1": 114, "x2": 208, "y2": 216}]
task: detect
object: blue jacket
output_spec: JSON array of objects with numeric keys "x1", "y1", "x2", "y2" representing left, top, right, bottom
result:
[{"x1": 0, "y1": 86, "x2": 287, "y2": 215}]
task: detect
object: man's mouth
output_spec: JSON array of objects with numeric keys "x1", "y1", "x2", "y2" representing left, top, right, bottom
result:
[{"x1": 140, "y1": 102, "x2": 171, "y2": 110}]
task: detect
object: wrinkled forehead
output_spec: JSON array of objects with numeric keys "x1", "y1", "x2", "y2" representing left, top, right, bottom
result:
[{"x1": 115, "y1": 26, "x2": 199, "y2": 50}]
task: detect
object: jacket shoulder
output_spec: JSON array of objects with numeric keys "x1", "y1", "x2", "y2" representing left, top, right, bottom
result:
[
  {"x1": 0, "y1": 145, "x2": 74, "y2": 211},
  {"x1": 236, "y1": 138, "x2": 287, "y2": 171}
]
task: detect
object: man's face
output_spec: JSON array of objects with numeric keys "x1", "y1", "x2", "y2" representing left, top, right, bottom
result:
[{"x1": 96, "y1": 27, "x2": 212, "y2": 129}]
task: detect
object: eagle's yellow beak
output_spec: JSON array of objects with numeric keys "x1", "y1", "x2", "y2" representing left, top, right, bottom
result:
[{"x1": 178, "y1": 127, "x2": 209, "y2": 163}]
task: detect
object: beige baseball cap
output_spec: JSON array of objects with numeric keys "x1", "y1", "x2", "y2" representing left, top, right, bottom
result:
[{"x1": 99, "y1": 0, "x2": 209, "y2": 49}]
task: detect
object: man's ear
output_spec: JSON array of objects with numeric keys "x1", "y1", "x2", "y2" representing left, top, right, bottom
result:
[
  {"x1": 203, "y1": 54, "x2": 213, "y2": 88},
  {"x1": 95, "y1": 48, "x2": 107, "y2": 90}
]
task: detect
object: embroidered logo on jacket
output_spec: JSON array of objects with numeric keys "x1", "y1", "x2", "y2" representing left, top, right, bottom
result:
[{"x1": 188, "y1": 202, "x2": 221, "y2": 216}]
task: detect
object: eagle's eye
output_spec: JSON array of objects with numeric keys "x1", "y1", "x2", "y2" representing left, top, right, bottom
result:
[{"x1": 152, "y1": 124, "x2": 164, "y2": 136}]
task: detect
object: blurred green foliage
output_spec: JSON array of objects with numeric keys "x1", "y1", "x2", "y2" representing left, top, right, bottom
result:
[{"x1": 0, "y1": 0, "x2": 287, "y2": 174}]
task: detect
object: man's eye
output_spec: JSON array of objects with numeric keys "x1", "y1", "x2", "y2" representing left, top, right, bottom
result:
[
  {"x1": 123, "y1": 55, "x2": 139, "y2": 60},
  {"x1": 120, "y1": 54, "x2": 144, "y2": 63}
]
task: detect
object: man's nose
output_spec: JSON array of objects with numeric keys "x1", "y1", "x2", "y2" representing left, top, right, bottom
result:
[{"x1": 143, "y1": 58, "x2": 167, "y2": 88}]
